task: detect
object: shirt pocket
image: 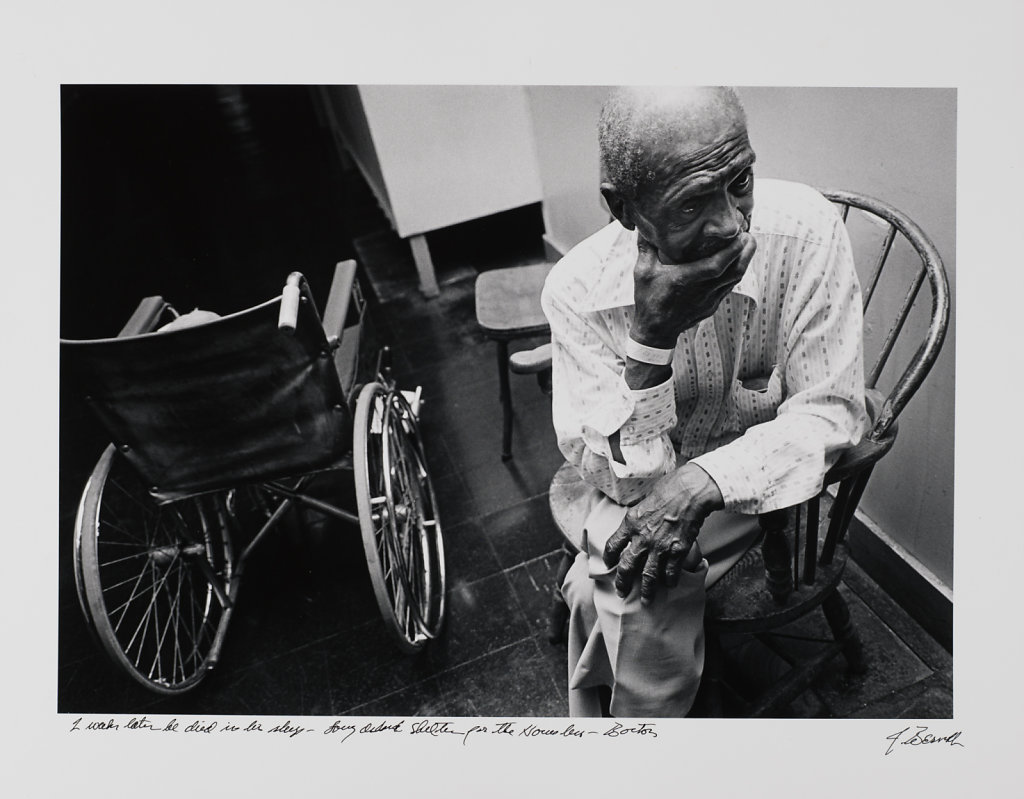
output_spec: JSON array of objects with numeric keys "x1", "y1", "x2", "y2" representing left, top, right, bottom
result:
[{"x1": 727, "y1": 365, "x2": 783, "y2": 431}]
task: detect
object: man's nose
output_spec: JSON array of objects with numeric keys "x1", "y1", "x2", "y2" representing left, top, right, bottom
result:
[{"x1": 703, "y1": 192, "x2": 743, "y2": 239}]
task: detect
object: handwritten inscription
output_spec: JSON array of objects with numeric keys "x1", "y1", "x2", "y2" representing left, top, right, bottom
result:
[
  {"x1": 70, "y1": 716, "x2": 658, "y2": 746},
  {"x1": 324, "y1": 719, "x2": 406, "y2": 743},
  {"x1": 884, "y1": 726, "x2": 964, "y2": 756}
]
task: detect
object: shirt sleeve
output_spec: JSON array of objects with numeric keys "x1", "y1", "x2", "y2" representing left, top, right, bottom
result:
[
  {"x1": 691, "y1": 213, "x2": 871, "y2": 514},
  {"x1": 541, "y1": 281, "x2": 678, "y2": 506}
]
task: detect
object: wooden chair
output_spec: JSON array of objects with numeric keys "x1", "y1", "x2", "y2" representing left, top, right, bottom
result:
[
  {"x1": 474, "y1": 262, "x2": 554, "y2": 459},
  {"x1": 546, "y1": 189, "x2": 951, "y2": 716}
]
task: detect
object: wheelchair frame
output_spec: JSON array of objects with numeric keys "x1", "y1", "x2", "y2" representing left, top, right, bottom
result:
[{"x1": 63, "y1": 261, "x2": 447, "y2": 695}]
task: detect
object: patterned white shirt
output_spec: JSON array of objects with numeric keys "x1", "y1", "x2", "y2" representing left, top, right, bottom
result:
[{"x1": 541, "y1": 179, "x2": 870, "y2": 514}]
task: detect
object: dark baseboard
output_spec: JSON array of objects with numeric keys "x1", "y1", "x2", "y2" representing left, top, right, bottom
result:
[{"x1": 846, "y1": 510, "x2": 953, "y2": 653}]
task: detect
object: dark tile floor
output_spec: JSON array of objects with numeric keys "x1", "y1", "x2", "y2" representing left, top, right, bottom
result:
[{"x1": 57, "y1": 87, "x2": 951, "y2": 718}]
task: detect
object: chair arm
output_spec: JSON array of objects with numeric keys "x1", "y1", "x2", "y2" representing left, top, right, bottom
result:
[
  {"x1": 822, "y1": 388, "x2": 896, "y2": 485},
  {"x1": 509, "y1": 343, "x2": 552, "y2": 375},
  {"x1": 822, "y1": 434, "x2": 895, "y2": 486},
  {"x1": 321, "y1": 259, "x2": 359, "y2": 341},
  {"x1": 118, "y1": 296, "x2": 170, "y2": 337}
]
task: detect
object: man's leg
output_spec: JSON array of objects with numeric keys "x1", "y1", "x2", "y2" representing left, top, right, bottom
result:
[
  {"x1": 563, "y1": 495, "x2": 760, "y2": 717},
  {"x1": 562, "y1": 550, "x2": 608, "y2": 717}
]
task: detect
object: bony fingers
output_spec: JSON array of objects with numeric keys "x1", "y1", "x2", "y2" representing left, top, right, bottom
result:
[
  {"x1": 614, "y1": 539, "x2": 646, "y2": 597},
  {"x1": 614, "y1": 564, "x2": 637, "y2": 598},
  {"x1": 663, "y1": 555, "x2": 683, "y2": 588},
  {"x1": 639, "y1": 557, "x2": 663, "y2": 605},
  {"x1": 603, "y1": 525, "x2": 632, "y2": 567},
  {"x1": 710, "y1": 236, "x2": 747, "y2": 274},
  {"x1": 640, "y1": 535, "x2": 677, "y2": 604},
  {"x1": 661, "y1": 539, "x2": 688, "y2": 588}
]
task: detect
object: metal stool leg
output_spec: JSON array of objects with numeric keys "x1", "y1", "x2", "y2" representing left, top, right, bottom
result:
[{"x1": 495, "y1": 339, "x2": 513, "y2": 460}]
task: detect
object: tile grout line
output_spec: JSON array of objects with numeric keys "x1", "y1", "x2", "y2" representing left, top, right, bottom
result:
[{"x1": 339, "y1": 636, "x2": 537, "y2": 717}]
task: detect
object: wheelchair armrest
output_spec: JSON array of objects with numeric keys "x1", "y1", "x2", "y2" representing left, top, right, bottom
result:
[
  {"x1": 509, "y1": 343, "x2": 553, "y2": 375},
  {"x1": 322, "y1": 259, "x2": 359, "y2": 341},
  {"x1": 118, "y1": 296, "x2": 171, "y2": 337}
]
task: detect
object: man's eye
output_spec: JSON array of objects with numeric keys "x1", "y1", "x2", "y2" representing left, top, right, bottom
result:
[{"x1": 730, "y1": 170, "x2": 754, "y2": 194}]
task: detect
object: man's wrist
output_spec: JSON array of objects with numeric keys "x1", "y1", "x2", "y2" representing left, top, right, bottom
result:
[
  {"x1": 680, "y1": 462, "x2": 725, "y2": 515},
  {"x1": 624, "y1": 358, "x2": 672, "y2": 390},
  {"x1": 629, "y1": 323, "x2": 678, "y2": 351},
  {"x1": 625, "y1": 337, "x2": 674, "y2": 365}
]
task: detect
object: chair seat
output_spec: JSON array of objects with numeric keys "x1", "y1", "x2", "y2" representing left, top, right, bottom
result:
[
  {"x1": 705, "y1": 525, "x2": 846, "y2": 633},
  {"x1": 474, "y1": 263, "x2": 553, "y2": 339}
]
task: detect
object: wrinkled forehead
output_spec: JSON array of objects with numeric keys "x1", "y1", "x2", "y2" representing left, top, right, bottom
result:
[{"x1": 640, "y1": 117, "x2": 755, "y2": 198}]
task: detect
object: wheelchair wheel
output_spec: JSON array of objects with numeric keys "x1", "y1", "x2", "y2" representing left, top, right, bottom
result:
[
  {"x1": 353, "y1": 382, "x2": 446, "y2": 653},
  {"x1": 74, "y1": 445, "x2": 235, "y2": 694}
]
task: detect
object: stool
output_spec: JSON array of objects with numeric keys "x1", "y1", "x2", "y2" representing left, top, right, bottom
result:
[{"x1": 474, "y1": 263, "x2": 553, "y2": 459}]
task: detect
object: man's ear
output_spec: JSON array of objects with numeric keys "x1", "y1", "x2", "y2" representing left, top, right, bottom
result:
[{"x1": 600, "y1": 182, "x2": 636, "y2": 230}]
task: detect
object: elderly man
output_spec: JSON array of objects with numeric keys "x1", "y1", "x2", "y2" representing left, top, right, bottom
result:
[{"x1": 542, "y1": 87, "x2": 869, "y2": 717}]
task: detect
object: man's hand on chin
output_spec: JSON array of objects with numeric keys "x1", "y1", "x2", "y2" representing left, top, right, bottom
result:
[
  {"x1": 603, "y1": 463, "x2": 725, "y2": 605},
  {"x1": 630, "y1": 232, "x2": 756, "y2": 350}
]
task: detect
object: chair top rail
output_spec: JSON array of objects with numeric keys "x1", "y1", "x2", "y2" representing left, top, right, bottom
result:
[{"x1": 819, "y1": 188, "x2": 951, "y2": 441}]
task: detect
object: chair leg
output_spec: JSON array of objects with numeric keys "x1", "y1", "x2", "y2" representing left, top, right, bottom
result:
[
  {"x1": 760, "y1": 509, "x2": 792, "y2": 604},
  {"x1": 803, "y1": 494, "x2": 820, "y2": 584},
  {"x1": 821, "y1": 590, "x2": 869, "y2": 674},
  {"x1": 495, "y1": 340, "x2": 513, "y2": 460},
  {"x1": 700, "y1": 629, "x2": 726, "y2": 717}
]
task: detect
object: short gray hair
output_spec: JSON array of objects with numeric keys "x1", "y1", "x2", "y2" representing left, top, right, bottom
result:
[{"x1": 598, "y1": 86, "x2": 747, "y2": 201}]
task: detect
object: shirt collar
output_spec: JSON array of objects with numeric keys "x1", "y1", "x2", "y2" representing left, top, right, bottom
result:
[{"x1": 578, "y1": 223, "x2": 763, "y2": 312}]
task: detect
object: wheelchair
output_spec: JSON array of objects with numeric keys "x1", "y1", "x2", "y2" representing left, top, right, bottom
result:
[{"x1": 61, "y1": 261, "x2": 447, "y2": 695}]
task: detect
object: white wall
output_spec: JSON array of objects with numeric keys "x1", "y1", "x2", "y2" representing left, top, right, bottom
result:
[
  {"x1": 525, "y1": 86, "x2": 610, "y2": 254},
  {"x1": 357, "y1": 85, "x2": 543, "y2": 237},
  {"x1": 526, "y1": 86, "x2": 957, "y2": 588},
  {"x1": 737, "y1": 88, "x2": 956, "y2": 588}
]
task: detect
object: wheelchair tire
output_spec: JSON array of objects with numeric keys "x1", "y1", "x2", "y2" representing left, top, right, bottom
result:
[
  {"x1": 353, "y1": 382, "x2": 447, "y2": 653},
  {"x1": 74, "y1": 445, "x2": 236, "y2": 694}
]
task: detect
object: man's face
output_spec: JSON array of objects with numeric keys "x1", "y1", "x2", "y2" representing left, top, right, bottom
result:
[{"x1": 627, "y1": 122, "x2": 756, "y2": 265}]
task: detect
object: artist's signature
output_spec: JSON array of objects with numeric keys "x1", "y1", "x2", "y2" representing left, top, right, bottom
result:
[{"x1": 884, "y1": 725, "x2": 964, "y2": 756}]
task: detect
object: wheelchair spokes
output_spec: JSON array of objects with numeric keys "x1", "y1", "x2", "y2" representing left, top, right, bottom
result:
[
  {"x1": 75, "y1": 447, "x2": 236, "y2": 694},
  {"x1": 355, "y1": 382, "x2": 446, "y2": 652}
]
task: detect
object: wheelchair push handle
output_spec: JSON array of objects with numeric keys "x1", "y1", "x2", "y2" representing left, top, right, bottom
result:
[{"x1": 278, "y1": 271, "x2": 309, "y2": 333}]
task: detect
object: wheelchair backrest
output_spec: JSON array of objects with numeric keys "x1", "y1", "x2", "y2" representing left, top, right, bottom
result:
[{"x1": 62, "y1": 291, "x2": 352, "y2": 503}]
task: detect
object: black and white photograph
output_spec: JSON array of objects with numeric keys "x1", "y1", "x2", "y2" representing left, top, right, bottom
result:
[
  {"x1": 5, "y1": 1, "x2": 1023, "y2": 796},
  {"x1": 56, "y1": 83, "x2": 956, "y2": 721}
]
